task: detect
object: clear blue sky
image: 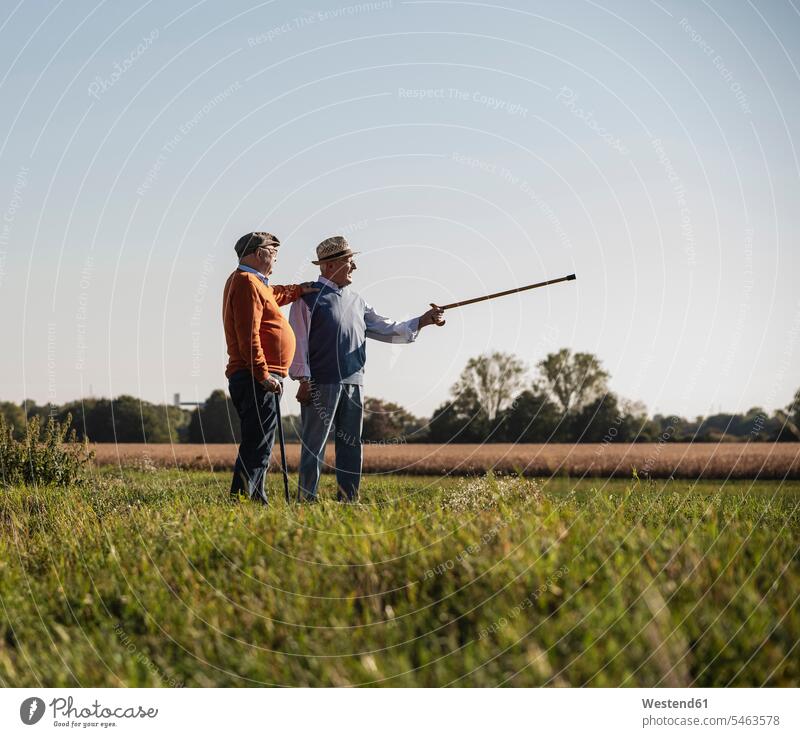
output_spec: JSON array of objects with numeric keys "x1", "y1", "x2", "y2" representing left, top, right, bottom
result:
[{"x1": 1, "y1": 0, "x2": 798, "y2": 420}]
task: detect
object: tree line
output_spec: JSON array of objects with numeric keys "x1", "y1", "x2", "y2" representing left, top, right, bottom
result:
[
  {"x1": 426, "y1": 350, "x2": 799, "y2": 444},
  {"x1": 2, "y1": 349, "x2": 798, "y2": 443}
]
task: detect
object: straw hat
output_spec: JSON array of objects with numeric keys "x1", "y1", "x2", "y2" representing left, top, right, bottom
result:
[{"x1": 312, "y1": 235, "x2": 360, "y2": 265}]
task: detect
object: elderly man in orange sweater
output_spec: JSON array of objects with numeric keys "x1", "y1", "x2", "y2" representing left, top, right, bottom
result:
[{"x1": 222, "y1": 232, "x2": 317, "y2": 503}]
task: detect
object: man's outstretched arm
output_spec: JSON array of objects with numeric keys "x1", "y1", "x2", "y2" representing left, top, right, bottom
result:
[
  {"x1": 364, "y1": 304, "x2": 445, "y2": 343},
  {"x1": 272, "y1": 282, "x2": 320, "y2": 306}
]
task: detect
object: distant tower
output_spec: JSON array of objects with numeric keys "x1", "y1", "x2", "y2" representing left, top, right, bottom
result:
[{"x1": 173, "y1": 392, "x2": 203, "y2": 409}]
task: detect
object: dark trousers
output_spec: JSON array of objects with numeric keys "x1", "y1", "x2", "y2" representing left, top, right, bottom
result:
[{"x1": 228, "y1": 369, "x2": 281, "y2": 504}]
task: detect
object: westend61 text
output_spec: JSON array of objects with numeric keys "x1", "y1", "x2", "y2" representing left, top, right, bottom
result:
[{"x1": 642, "y1": 698, "x2": 708, "y2": 708}]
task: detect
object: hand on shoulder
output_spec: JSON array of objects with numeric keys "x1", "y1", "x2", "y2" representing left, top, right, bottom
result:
[{"x1": 298, "y1": 282, "x2": 320, "y2": 296}]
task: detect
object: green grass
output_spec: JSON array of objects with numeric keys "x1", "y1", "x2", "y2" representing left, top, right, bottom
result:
[{"x1": 1, "y1": 470, "x2": 798, "y2": 686}]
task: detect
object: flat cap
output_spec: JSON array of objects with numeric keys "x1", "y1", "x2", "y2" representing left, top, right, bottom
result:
[{"x1": 234, "y1": 232, "x2": 280, "y2": 258}]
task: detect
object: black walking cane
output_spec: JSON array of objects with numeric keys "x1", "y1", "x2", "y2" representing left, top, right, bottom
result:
[{"x1": 275, "y1": 389, "x2": 290, "y2": 503}]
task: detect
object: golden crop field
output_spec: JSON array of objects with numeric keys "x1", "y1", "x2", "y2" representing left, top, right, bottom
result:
[{"x1": 91, "y1": 442, "x2": 800, "y2": 479}]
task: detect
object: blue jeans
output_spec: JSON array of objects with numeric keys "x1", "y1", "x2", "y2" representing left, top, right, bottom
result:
[
  {"x1": 298, "y1": 382, "x2": 363, "y2": 502},
  {"x1": 228, "y1": 369, "x2": 283, "y2": 504}
]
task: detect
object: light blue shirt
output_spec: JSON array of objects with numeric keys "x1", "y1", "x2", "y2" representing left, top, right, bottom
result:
[{"x1": 237, "y1": 263, "x2": 269, "y2": 286}]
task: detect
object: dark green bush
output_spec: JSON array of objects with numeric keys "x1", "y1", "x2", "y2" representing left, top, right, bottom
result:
[{"x1": 0, "y1": 413, "x2": 94, "y2": 487}]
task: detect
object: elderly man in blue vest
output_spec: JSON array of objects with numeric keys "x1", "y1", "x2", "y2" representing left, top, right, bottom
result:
[{"x1": 289, "y1": 236, "x2": 445, "y2": 501}]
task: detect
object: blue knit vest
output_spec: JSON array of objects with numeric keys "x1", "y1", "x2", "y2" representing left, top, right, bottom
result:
[{"x1": 301, "y1": 282, "x2": 367, "y2": 384}]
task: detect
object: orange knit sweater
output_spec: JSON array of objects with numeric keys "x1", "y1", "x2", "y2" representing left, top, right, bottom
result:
[{"x1": 222, "y1": 270, "x2": 302, "y2": 381}]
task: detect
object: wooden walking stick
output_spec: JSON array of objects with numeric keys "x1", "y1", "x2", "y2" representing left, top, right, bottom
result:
[{"x1": 432, "y1": 273, "x2": 576, "y2": 311}]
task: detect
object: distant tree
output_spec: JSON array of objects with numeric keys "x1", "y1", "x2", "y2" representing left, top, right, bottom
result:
[
  {"x1": 787, "y1": 389, "x2": 800, "y2": 434},
  {"x1": 452, "y1": 352, "x2": 527, "y2": 422},
  {"x1": 499, "y1": 389, "x2": 563, "y2": 442},
  {"x1": 620, "y1": 399, "x2": 656, "y2": 442},
  {"x1": 566, "y1": 393, "x2": 651, "y2": 443},
  {"x1": 112, "y1": 396, "x2": 172, "y2": 443},
  {"x1": 739, "y1": 407, "x2": 772, "y2": 440},
  {"x1": 58, "y1": 399, "x2": 100, "y2": 439},
  {"x1": 537, "y1": 349, "x2": 609, "y2": 415},
  {"x1": 164, "y1": 405, "x2": 192, "y2": 443},
  {"x1": 59, "y1": 396, "x2": 183, "y2": 443},
  {"x1": 768, "y1": 411, "x2": 800, "y2": 442},
  {"x1": 427, "y1": 401, "x2": 456, "y2": 443},
  {"x1": 23, "y1": 399, "x2": 43, "y2": 419},
  {"x1": 188, "y1": 390, "x2": 240, "y2": 443},
  {"x1": 570, "y1": 392, "x2": 624, "y2": 442},
  {"x1": 0, "y1": 401, "x2": 27, "y2": 439},
  {"x1": 695, "y1": 408, "x2": 753, "y2": 440},
  {"x1": 362, "y1": 397, "x2": 423, "y2": 443},
  {"x1": 651, "y1": 414, "x2": 684, "y2": 441},
  {"x1": 24, "y1": 399, "x2": 53, "y2": 425},
  {"x1": 428, "y1": 388, "x2": 492, "y2": 443},
  {"x1": 687, "y1": 406, "x2": 797, "y2": 442},
  {"x1": 281, "y1": 414, "x2": 301, "y2": 443}
]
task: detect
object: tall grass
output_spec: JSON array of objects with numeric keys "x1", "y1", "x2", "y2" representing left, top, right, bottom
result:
[
  {"x1": 0, "y1": 414, "x2": 93, "y2": 487},
  {"x1": 0, "y1": 471, "x2": 798, "y2": 686}
]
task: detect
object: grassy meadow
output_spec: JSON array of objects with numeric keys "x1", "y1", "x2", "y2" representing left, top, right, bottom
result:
[{"x1": 1, "y1": 470, "x2": 798, "y2": 687}]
